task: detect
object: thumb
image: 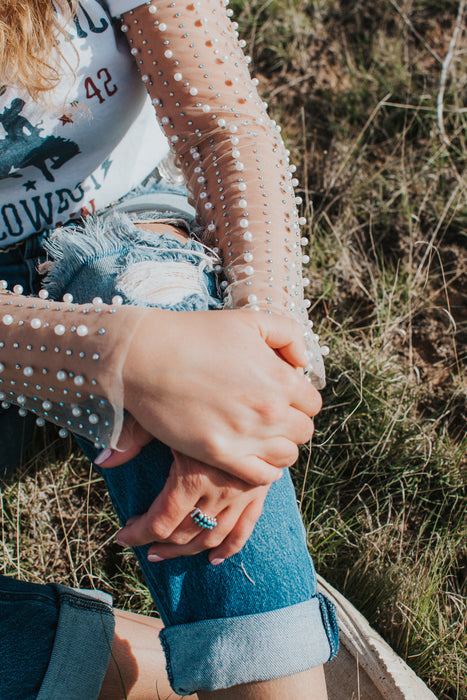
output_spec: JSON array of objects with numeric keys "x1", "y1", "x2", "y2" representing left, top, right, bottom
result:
[{"x1": 94, "y1": 416, "x2": 153, "y2": 467}]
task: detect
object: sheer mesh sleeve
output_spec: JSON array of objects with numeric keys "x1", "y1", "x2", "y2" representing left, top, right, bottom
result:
[
  {"x1": 0, "y1": 285, "x2": 146, "y2": 449},
  {"x1": 119, "y1": 0, "x2": 327, "y2": 388}
]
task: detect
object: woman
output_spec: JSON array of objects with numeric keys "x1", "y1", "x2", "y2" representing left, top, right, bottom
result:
[{"x1": 0, "y1": 1, "x2": 337, "y2": 698}]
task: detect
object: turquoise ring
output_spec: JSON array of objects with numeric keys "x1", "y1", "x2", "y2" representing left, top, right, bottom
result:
[{"x1": 190, "y1": 507, "x2": 218, "y2": 530}]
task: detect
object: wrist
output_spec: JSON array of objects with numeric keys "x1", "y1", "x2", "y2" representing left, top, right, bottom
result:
[{"x1": 121, "y1": 307, "x2": 172, "y2": 415}]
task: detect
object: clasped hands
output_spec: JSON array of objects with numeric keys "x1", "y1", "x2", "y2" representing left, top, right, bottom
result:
[{"x1": 99, "y1": 309, "x2": 322, "y2": 564}]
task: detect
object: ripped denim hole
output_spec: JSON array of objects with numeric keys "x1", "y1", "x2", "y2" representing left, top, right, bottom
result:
[
  {"x1": 128, "y1": 213, "x2": 192, "y2": 233},
  {"x1": 117, "y1": 259, "x2": 210, "y2": 306}
]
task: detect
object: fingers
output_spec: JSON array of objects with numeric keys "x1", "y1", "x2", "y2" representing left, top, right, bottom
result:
[
  {"x1": 116, "y1": 471, "x2": 195, "y2": 546},
  {"x1": 145, "y1": 506, "x2": 237, "y2": 559},
  {"x1": 213, "y1": 453, "x2": 283, "y2": 486},
  {"x1": 115, "y1": 450, "x2": 270, "y2": 560},
  {"x1": 288, "y1": 371, "x2": 323, "y2": 417},
  {"x1": 95, "y1": 417, "x2": 153, "y2": 468},
  {"x1": 257, "y1": 355, "x2": 321, "y2": 421},
  {"x1": 228, "y1": 415, "x2": 313, "y2": 482},
  {"x1": 260, "y1": 438, "x2": 300, "y2": 468},
  {"x1": 208, "y1": 497, "x2": 264, "y2": 563},
  {"x1": 279, "y1": 409, "x2": 316, "y2": 446},
  {"x1": 254, "y1": 312, "x2": 308, "y2": 368},
  {"x1": 146, "y1": 491, "x2": 267, "y2": 562}
]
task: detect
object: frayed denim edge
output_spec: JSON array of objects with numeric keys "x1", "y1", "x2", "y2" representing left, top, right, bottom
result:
[
  {"x1": 42, "y1": 212, "x2": 217, "y2": 303},
  {"x1": 42, "y1": 212, "x2": 169, "y2": 299}
]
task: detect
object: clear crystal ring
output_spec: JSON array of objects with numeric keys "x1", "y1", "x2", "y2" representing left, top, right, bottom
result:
[{"x1": 190, "y1": 507, "x2": 218, "y2": 530}]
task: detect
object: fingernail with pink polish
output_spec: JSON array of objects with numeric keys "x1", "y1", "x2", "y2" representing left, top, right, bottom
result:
[
  {"x1": 211, "y1": 558, "x2": 225, "y2": 566},
  {"x1": 94, "y1": 447, "x2": 114, "y2": 465},
  {"x1": 115, "y1": 535, "x2": 129, "y2": 547},
  {"x1": 115, "y1": 529, "x2": 129, "y2": 545},
  {"x1": 148, "y1": 554, "x2": 164, "y2": 563}
]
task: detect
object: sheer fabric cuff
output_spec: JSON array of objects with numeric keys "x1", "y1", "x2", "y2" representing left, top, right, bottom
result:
[{"x1": 0, "y1": 285, "x2": 147, "y2": 449}]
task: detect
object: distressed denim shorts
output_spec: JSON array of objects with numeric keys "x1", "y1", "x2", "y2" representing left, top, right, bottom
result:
[{"x1": 0, "y1": 176, "x2": 338, "y2": 698}]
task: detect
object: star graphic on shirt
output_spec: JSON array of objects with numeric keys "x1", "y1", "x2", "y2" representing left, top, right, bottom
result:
[
  {"x1": 23, "y1": 180, "x2": 37, "y2": 191},
  {"x1": 58, "y1": 114, "x2": 74, "y2": 125}
]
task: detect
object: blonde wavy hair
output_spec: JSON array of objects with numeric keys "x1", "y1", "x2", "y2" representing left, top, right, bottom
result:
[{"x1": 0, "y1": 0, "x2": 78, "y2": 100}]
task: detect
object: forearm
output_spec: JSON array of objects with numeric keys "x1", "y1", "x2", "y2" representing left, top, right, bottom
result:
[
  {"x1": 118, "y1": 0, "x2": 325, "y2": 388},
  {"x1": 0, "y1": 287, "x2": 146, "y2": 448}
]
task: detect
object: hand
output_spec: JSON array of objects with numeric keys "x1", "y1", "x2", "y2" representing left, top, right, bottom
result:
[
  {"x1": 122, "y1": 309, "x2": 321, "y2": 486},
  {"x1": 115, "y1": 449, "x2": 270, "y2": 564}
]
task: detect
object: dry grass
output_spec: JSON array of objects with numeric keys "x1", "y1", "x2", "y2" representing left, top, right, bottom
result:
[{"x1": 1, "y1": 1, "x2": 466, "y2": 699}]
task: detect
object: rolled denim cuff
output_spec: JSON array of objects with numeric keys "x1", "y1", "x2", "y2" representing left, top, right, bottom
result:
[
  {"x1": 160, "y1": 596, "x2": 338, "y2": 696},
  {"x1": 37, "y1": 586, "x2": 114, "y2": 700}
]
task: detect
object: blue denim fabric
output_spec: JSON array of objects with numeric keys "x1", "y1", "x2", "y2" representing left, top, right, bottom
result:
[
  {"x1": 43, "y1": 211, "x2": 221, "y2": 312},
  {"x1": 0, "y1": 182, "x2": 339, "y2": 697},
  {"x1": 0, "y1": 576, "x2": 114, "y2": 700},
  {"x1": 36, "y1": 586, "x2": 114, "y2": 700},
  {"x1": 79, "y1": 441, "x2": 338, "y2": 694},
  {"x1": 0, "y1": 234, "x2": 49, "y2": 478},
  {"x1": 0, "y1": 231, "x2": 48, "y2": 294}
]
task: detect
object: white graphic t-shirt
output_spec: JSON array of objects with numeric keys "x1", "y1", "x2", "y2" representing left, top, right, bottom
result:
[{"x1": 0, "y1": 0, "x2": 169, "y2": 246}]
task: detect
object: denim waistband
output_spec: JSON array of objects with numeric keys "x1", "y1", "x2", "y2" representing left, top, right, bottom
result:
[{"x1": 0, "y1": 230, "x2": 49, "y2": 261}]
